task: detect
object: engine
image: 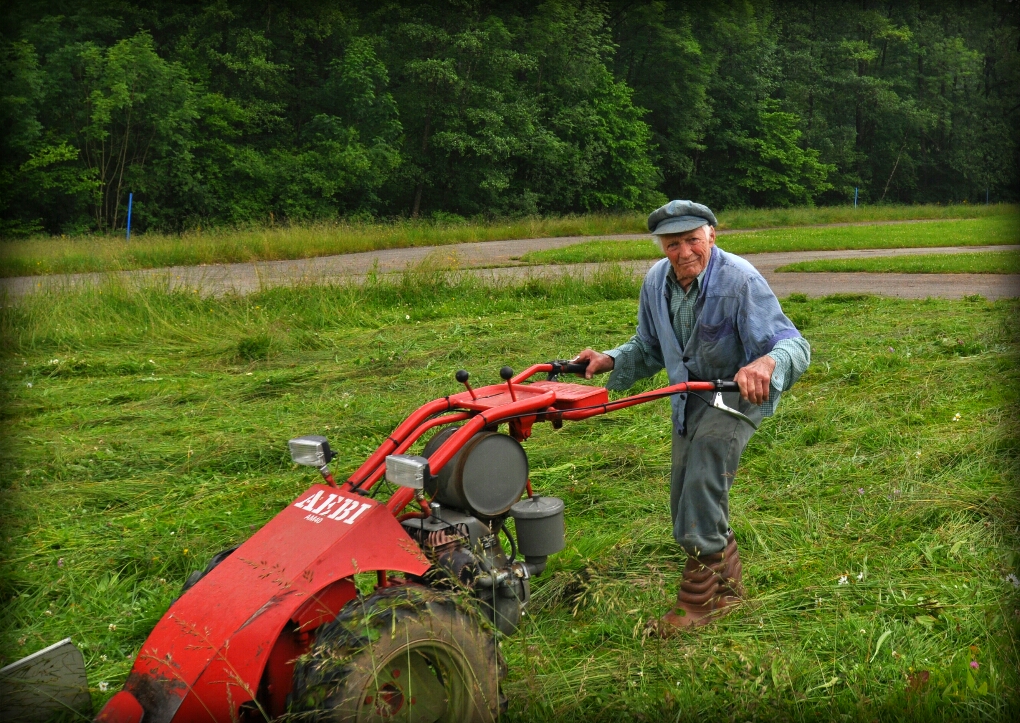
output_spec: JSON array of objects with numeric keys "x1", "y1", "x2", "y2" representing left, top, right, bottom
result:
[
  {"x1": 402, "y1": 508, "x2": 530, "y2": 635},
  {"x1": 400, "y1": 429, "x2": 566, "y2": 636}
]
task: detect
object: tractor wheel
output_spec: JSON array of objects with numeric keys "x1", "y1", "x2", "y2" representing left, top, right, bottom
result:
[
  {"x1": 289, "y1": 585, "x2": 503, "y2": 722},
  {"x1": 180, "y1": 546, "x2": 237, "y2": 595}
]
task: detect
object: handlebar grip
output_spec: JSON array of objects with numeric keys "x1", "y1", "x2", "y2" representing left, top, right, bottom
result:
[
  {"x1": 713, "y1": 380, "x2": 740, "y2": 392},
  {"x1": 564, "y1": 360, "x2": 590, "y2": 375}
]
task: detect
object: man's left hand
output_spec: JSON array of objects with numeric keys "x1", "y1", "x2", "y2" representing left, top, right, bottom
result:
[{"x1": 734, "y1": 355, "x2": 776, "y2": 405}]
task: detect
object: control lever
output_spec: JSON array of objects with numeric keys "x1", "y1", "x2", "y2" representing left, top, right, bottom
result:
[
  {"x1": 455, "y1": 370, "x2": 477, "y2": 400},
  {"x1": 500, "y1": 366, "x2": 517, "y2": 401},
  {"x1": 709, "y1": 380, "x2": 759, "y2": 429}
]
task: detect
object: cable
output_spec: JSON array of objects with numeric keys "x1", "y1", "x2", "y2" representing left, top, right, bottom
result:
[{"x1": 500, "y1": 521, "x2": 517, "y2": 564}]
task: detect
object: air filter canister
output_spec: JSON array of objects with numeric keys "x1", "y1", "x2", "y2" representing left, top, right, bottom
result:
[
  {"x1": 509, "y1": 496, "x2": 565, "y2": 557},
  {"x1": 424, "y1": 429, "x2": 529, "y2": 518}
]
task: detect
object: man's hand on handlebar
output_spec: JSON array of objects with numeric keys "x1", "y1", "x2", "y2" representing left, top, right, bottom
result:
[
  {"x1": 572, "y1": 349, "x2": 615, "y2": 380},
  {"x1": 734, "y1": 355, "x2": 776, "y2": 405}
]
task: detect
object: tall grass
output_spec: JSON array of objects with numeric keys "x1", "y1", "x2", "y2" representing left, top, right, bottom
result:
[
  {"x1": 0, "y1": 268, "x2": 1017, "y2": 720},
  {"x1": 1, "y1": 204, "x2": 1015, "y2": 278}
]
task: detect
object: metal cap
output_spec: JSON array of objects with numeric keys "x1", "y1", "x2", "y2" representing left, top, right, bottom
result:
[{"x1": 510, "y1": 495, "x2": 564, "y2": 520}]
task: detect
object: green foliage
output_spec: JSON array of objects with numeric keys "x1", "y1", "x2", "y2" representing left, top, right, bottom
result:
[{"x1": 0, "y1": 0, "x2": 1017, "y2": 234}]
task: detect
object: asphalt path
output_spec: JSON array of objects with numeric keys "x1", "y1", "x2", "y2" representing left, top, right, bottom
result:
[{"x1": 2, "y1": 225, "x2": 1018, "y2": 301}]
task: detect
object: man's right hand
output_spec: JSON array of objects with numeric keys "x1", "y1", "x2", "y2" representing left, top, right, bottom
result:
[{"x1": 572, "y1": 349, "x2": 615, "y2": 379}]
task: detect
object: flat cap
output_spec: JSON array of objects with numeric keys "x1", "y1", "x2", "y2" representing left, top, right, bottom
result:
[{"x1": 647, "y1": 200, "x2": 718, "y2": 236}]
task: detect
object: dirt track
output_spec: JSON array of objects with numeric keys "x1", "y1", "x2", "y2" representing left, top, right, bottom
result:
[{"x1": 2, "y1": 226, "x2": 1017, "y2": 301}]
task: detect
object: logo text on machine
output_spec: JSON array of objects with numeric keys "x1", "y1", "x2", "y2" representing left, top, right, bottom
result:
[{"x1": 293, "y1": 491, "x2": 372, "y2": 525}]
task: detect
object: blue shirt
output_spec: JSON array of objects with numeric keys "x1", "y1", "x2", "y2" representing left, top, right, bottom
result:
[{"x1": 603, "y1": 246, "x2": 810, "y2": 429}]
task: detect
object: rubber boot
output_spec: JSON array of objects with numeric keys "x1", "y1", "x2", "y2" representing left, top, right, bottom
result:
[{"x1": 657, "y1": 530, "x2": 743, "y2": 633}]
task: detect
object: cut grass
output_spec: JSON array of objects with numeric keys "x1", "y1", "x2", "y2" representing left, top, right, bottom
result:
[
  {"x1": 519, "y1": 215, "x2": 1020, "y2": 264},
  {"x1": 1, "y1": 203, "x2": 1015, "y2": 278},
  {"x1": 775, "y1": 250, "x2": 1020, "y2": 274},
  {"x1": 0, "y1": 269, "x2": 1017, "y2": 720}
]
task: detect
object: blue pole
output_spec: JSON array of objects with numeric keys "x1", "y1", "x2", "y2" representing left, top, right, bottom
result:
[
  {"x1": 126, "y1": 192, "x2": 133, "y2": 241},
  {"x1": 854, "y1": 187, "x2": 858, "y2": 209}
]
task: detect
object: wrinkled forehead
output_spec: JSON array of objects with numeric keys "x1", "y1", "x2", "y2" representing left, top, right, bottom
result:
[{"x1": 659, "y1": 225, "x2": 714, "y2": 245}]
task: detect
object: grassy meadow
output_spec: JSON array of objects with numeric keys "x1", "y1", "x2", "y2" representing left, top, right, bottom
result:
[
  {"x1": 1, "y1": 204, "x2": 1014, "y2": 278},
  {"x1": 775, "y1": 250, "x2": 1020, "y2": 274},
  {"x1": 0, "y1": 267, "x2": 1018, "y2": 721},
  {"x1": 519, "y1": 215, "x2": 1020, "y2": 265}
]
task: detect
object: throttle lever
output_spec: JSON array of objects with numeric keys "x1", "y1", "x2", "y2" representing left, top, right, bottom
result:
[{"x1": 709, "y1": 379, "x2": 758, "y2": 429}]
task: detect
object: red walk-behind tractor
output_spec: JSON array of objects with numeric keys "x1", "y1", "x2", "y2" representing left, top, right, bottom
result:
[{"x1": 95, "y1": 362, "x2": 747, "y2": 722}]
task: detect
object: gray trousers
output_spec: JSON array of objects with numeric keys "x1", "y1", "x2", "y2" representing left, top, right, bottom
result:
[{"x1": 670, "y1": 390, "x2": 763, "y2": 556}]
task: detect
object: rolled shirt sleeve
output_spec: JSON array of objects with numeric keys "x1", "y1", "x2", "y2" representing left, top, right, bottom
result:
[
  {"x1": 604, "y1": 335, "x2": 665, "y2": 391},
  {"x1": 762, "y1": 335, "x2": 811, "y2": 415},
  {"x1": 602, "y1": 276, "x2": 665, "y2": 391}
]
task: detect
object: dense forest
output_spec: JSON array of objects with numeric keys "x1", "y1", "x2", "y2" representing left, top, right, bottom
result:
[{"x1": 2, "y1": 0, "x2": 1017, "y2": 235}]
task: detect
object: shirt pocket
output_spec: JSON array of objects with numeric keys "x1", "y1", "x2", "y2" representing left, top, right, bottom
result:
[
  {"x1": 694, "y1": 318, "x2": 742, "y2": 378},
  {"x1": 698, "y1": 318, "x2": 734, "y2": 342}
]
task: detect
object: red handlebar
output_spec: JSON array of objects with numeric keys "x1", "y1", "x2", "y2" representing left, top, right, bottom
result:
[{"x1": 343, "y1": 362, "x2": 740, "y2": 514}]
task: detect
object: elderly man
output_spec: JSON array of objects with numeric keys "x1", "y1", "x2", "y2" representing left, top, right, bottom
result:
[{"x1": 573, "y1": 200, "x2": 810, "y2": 631}]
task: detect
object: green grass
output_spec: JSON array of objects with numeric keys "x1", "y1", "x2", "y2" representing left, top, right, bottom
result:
[
  {"x1": 519, "y1": 215, "x2": 1020, "y2": 264},
  {"x1": 775, "y1": 250, "x2": 1020, "y2": 274},
  {"x1": 1, "y1": 204, "x2": 1014, "y2": 278},
  {"x1": 1, "y1": 269, "x2": 1018, "y2": 720}
]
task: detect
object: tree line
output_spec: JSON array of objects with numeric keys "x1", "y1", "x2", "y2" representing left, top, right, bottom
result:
[{"x1": 2, "y1": 0, "x2": 1017, "y2": 235}]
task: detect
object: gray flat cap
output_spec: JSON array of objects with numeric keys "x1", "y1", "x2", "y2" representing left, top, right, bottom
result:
[{"x1": 647, "y1": 200, "x2": 718, "y2": 236}]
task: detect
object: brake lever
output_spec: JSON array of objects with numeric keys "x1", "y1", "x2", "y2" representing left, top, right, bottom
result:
[{"x1": 709, "y1": 391, "x2": 759, "y2": 429}]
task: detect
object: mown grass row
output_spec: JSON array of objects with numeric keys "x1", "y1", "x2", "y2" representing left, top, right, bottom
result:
[
  {"x1": 519, "y1": 216, "x2": 1020, "y2": 265},
  {"x1": 775, "y1": 250, "x2": 1020, "y2": 274},
  {"x1": 0, "y1": 268, "x2": 1017, "y2": 720},
  {"x1": 1, "y1": 203, "x2": 1014, "y2": 278}
]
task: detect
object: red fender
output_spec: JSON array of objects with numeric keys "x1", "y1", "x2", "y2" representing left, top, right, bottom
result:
[{"x1": 99, "y1": 485, "x2": 429, "y2": 722}]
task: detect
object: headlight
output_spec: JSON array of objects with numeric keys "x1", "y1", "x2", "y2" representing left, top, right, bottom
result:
[
  {"x1": 385, "y1": 455, "x2": 430, "y2": 489},
  {"x1": 288, "y1": 435, "x2": 334, "y2": 467}
]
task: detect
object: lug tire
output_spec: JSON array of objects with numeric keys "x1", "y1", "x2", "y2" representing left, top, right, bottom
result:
[
  {"x1": 176, "y1": 546, "x2": 237, "y2": 601},
  {"x1": 288, "y1": 585, "x2": 504, "y2": 722}
]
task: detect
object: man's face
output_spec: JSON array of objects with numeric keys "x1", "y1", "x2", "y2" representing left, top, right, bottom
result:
[{"x1": 660, "y1": 225, "x2": 715, "y2": 288}]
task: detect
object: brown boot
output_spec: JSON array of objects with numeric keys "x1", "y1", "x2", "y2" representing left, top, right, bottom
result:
[{"x1": 658, "y1": 530, "x2": 743, "y2": 633}]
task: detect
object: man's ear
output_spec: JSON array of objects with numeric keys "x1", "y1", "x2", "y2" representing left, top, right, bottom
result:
[{"x1": 707, "y1": 226, "x2": 717, "y2": 246}]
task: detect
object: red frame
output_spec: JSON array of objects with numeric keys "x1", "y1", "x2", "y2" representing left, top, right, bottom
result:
[{"x1": 98, "y1": 364, "x2": 726, "y2": 721}]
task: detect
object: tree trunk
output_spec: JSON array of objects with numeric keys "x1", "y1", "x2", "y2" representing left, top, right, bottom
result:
[{"x1": 411, "y1": 106, "x2": 433, "y2": 219}]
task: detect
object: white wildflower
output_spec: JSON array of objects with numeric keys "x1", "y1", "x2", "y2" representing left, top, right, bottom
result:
[
  {"x1": 1007, "y1": 573, "x2": 1020, "y2": 589},
  {"x1": 25, "y1": 382, "x2": 32, "y2": 388},
  {"x1": 953, "y1": 413, "x2": 962, "y2": 422},
  {"x1": 915, "y1": 450, "x2": 921, "y2": 458},
  {"x1": 837, "y1": 575, "x2": 849, "y2": 586},
  {"x1": 49, "y1": 359, "x2": 59, "y2": 365},
  {"x1": 857, "y1": 572, "x2": 864, "y2": 581},
  {"x1": 405, "y1": 314, "x2": 410, "y2": 320},
  {"x1": 100, "y1": 654, "x2": 107, "y2": 661},
  {"x1": 108, "y1": 623, "x2": 116, "y2": 631},
  {"x1": 98, "y1": 681, "x2": 109, "y2": 692}
]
